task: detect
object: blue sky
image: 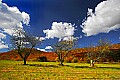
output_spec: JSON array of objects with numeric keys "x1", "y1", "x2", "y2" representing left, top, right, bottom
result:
[{"x1": 0, "y1": 0, "x2": 120, "y2": 52}]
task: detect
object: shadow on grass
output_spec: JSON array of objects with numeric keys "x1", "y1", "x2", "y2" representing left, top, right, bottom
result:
[
  {"x1": 72, "y1": 66, "x2": 120, "y2": 70},
  {"x1": 97, "y1": 67, "x2": 120, "y2": 70},
  {"x1": 65, "y1": 65, "x2": 90, "y2": 68},
  {"x1": 28, "y1": 64, "x2": 94, "y2": 69},
  {"x1": 26, "y1": 64, "x2": 120, "y2": 70},
  {"x1": 28, "y1": 64, "x2": 59, "y2": 68},
  {"x1": 61, "y1": 65, "x2": 120, "y2": 70}
]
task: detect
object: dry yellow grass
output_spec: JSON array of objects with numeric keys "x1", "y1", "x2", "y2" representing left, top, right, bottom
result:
[{"x1": 0, "y1": 60, "x2": 120, "y2": 80}]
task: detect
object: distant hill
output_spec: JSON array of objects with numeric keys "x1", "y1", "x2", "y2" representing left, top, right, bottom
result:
[
  {"x1": 0, "y1": 43, "x2": 120, "y2": 62},
  {"x1": 0, "y1": 48, "x2": 57, "y2": 61}
]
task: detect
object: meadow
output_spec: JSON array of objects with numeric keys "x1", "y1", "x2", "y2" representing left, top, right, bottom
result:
[{"x1": 0, "y1": 60, "x2": 120, "y2": 80}]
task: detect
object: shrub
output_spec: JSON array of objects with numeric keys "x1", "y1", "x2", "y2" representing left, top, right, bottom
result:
[
  {"x1": 37, "y1": 56, "x2": 47, "y2": 62},
  {"x1": 55, "y1": 57, "x2": 60, "y2": 62},
  {"x1": 28, "y1": 58, "x2": 37, "y2": 61},
  {"x1": 71, "y1": 57, "x2": 78, "y2": 63},
  {"x1": 64, "y1": 57, "x2": 72, "y2": 63}
]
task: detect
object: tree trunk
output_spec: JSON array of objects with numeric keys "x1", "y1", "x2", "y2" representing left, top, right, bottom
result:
[
  {"x1": 60, "y1": 60, "x2": 64, "y2": 66},
  {"x1": 90, "y1": 60, "x2": 94, "y2": 67},
  {"x1": 59, "y1": 53, "x2": 64, "y2": 66},
  {"x1": 23, "y1": 58, "x2": 27, "y2": 65}
]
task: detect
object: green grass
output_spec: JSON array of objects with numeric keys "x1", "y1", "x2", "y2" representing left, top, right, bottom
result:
[{"x1": 0, "y1": 60, "x2": 120, "y2": 80}]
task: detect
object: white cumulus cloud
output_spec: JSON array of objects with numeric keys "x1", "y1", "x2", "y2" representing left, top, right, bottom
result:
[
  {"x1": 0, "y1": 1, "x2": 30, "y2": 33},
  {"x1": 43, "y1": 22, "x2": 75, "y2": 40},
  {"x1": 37, "y1": 48, "x2": 46, "y2": 52},
  {"x1": 62, "y1": 36, "x2": 78, "y2": 41},
  {"x1": 0, "y1": 0, "x2": 2, "y2": 3},
  {"x1": 0, "y1": 33, "x2": 6, "y2": 39},
  {"x1": 39, "y1": 37, "x2": 46, "y2": 41},
  {"x1": 45, "y1": 46, "x2": 53, "y2": 50},
  {"x1": 0, "y1": 0, "x2": 30, "y2": 49},
  {"x1": 80, "y1": 35, "x2": 82, "y2": 38},
  {"x1": 81, "y1": 0, "x2": 120, "y2": 36},
  {"x1": 0, "y1": 39, "x2": 8, "y2": 49},
  {"x1": 0, "y1": 43, "x2": 8, "y2": 49}
]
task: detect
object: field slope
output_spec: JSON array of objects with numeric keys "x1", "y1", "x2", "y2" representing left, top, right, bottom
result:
[{"x1": 0, "y1": 60, "x2": 120, "y2": 80}]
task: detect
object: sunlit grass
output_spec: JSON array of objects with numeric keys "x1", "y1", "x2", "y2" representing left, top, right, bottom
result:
[{"x1": 0, "y1": 60, "x2": 120, "y2": 80}]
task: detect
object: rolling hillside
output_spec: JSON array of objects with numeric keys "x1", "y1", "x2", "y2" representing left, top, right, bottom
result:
[
  {"x1": 0, "y1": 43, "x2": 120, "y2": 62},
  {"x1": 0, "y1": 49, "x2": 57, "y2": 61}
]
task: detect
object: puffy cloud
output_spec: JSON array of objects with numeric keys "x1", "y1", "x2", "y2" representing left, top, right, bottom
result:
[
  {"x1": 0, "y1": 1, "x2": 30, "y2": 33},
  {"x1": 81, "y1": 0, "x2": 120, "y2": 36},
  {"x1": 22, "y1": 12, "x2": 30, "y2": 25},
  {"x1": 0, "y1": 39, "x2": 8, "y2": 49},
  {"x1": 0, "y1": 0, "x2": 2, "y2": 3},
  {"x1": 80, "y1": 35, "x2": 82, "y2": 38},
  {"x1": 39, "y1": 37, "x2": 46, "y2": 41},
  {"x1": 35, "y1": 36, "x2": 46, "y2": 42},
  {"x1": 0, "y1": 43, "x2": 8, "y2": 49},
  {"x1": 45, "y1": 46, "x2": 53, "y2": 50},
  {"x1": 43, "y1": 22, "x2": 75, "y2": 40},
  {"x1": 37, "y1": 46, "x2": 53, "y2": 52},
  {"x1": 0, "y1": 1, "x2": 30, "y2": 49},
  {"x1": 3, "y1": 29, "x2": 14, "y2": 36},
  {"x1": 62, "y1": 36, "x2": 78, "y2": 41},
  {"x1": 0, "y1": 33, "x2": 6, "y2": 39},
  {"x1": 37, "y1": 48, "x2": 46, "y2": 52}
]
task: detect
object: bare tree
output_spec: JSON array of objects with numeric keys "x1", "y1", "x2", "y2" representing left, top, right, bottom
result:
[
  {"x1": 97, "y1": 39, "x2": 111, "y2": 59},
  {"x1": 86, "y1": 45, "x2": 97, "y2": 67},
  {"x1": 86, "y1": 39, "x2": 111, "y2": 67},
  {"x1": 52, "y1": 37, "x2": 77, "y2": 66},
  {"x1": 11, "y1": 28, "x2": 42, "y2": 65}
]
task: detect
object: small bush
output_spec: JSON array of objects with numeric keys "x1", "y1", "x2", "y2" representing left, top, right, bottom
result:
[
  {"x1": 28, "y1": 58, "x2": 37, "y2": 61},
  {"x1": 71, "y1": 57, "x2": 78, "y2": 63},
  {"x1": 64, "y1": 57, "x2": 72, "y2": 63},
  {"x1": 37, "y1": 56, "x2": 47, "y2": 62},
  {"x1": 55, "y1": 57, "x2": 60, "y2": 62},
  {"x1": 16, "y1": 59, "x2": 22, "y2": 61}
]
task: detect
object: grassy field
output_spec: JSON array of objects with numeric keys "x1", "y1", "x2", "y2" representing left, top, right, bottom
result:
[{"x1": 0, "y1": 60, "x2": 120, "y2": 80}]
